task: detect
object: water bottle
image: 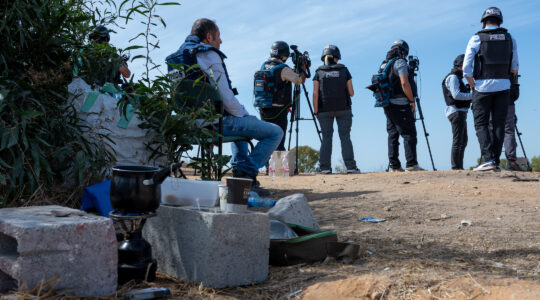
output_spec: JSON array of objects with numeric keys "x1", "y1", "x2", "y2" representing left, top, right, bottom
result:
[
  {"x1": 268, "y1": 155, "x2": 276, "y2": 178},
  {"x1": 281, "y1": 154, "x2": 289, "y2": 177},
  {"x1": 248, "y1": 192, "x2": 276, "y2": 208}
]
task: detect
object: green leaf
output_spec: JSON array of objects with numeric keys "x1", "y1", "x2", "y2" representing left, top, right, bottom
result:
[{"x1": 123, "y1": 45, "x2": 144, "y2": 51}]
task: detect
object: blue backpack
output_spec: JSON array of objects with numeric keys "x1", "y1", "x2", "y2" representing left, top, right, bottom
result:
[
  {"x1": 253, "y1": 63, "x2": 287, "y2": 108},
  {"x1": 367, "y1": 57, "x2": 399, "y2": 108}
]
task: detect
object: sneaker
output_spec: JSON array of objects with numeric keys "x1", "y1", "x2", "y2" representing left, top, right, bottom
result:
[
  {"x1": 347, "y1": 168, "x2": 361, "y2": 174},
  {"x1": 473, "y1": 160, "x2": 497, "y2": 171},
  {"x1": 494, "y1": 165, "x2": 502, "y2": 172},
  {"x1": 405, "y1": 165, "x2": 425, "y2": 171},
  {"x1": 319, "y1": 169, "x2": 332, "y2": 175},
  {"x1": 390, "y1": 167, "x2": 404, "y2": 172},
  {"x1": 507, "y1": 160, "x2": 524, "y2": 171}
]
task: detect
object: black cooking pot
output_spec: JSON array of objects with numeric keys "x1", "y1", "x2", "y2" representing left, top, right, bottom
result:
[{"x1": 110, "y1": 163, "x2": 182, "y2": 213}]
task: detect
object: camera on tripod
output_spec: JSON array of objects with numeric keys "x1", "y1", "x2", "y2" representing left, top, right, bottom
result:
[
  {"x1": 408, "y1": 55, "x2": 419, "y2": 71},
  {"x1": 290, "y1": 45, "x2": 311, "y2": 78}
]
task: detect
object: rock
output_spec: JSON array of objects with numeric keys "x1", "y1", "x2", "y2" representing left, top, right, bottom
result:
[
  {"x1": 267, "y1": 194, "x2": 319, "y2": 229},
  {"x1": 143, "y1": 206, "x2": 269, "y2": 288},
  {"x1": 0, "y1": 206, "x2": 117, "y2": 296}
]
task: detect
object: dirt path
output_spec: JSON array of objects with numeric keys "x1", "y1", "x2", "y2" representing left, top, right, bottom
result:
[{"x1": 149, "y1": 170, "x2": 540, "y2": 299}]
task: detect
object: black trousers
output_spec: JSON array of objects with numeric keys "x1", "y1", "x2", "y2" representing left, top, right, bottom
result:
[
  {"x1": 384, "y1": 103, "x2": 418, "y2": 169},
  {"x1": 471, "y1": 90, "x2": 509, "y2": 164},
  {"x1": 448, "y1": 111, "x2": 468, "y2": 170},
  {"x1": 260, "y1": 106, "x2": 289, "y2": 151}
]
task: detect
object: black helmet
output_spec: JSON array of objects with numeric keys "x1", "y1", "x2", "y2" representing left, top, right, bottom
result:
[
  {"x1": 453, "y1": 54, "x2": 465, "y2": 67},
  {"x1": 391, "y1": 40, "x2": 409, "y2": 54},
  {"x1": 89, "y1": 26, "x2": 110, "y2": 43},
  {"x1": 320, "y1": 45, "x2": 341, "y2": 61},
  {"x1": 481, "y1": 7, "x2": 503, "y2": 24},
  {"x1": 270, "y1": 41, "x2": 290, "y2": 58}
]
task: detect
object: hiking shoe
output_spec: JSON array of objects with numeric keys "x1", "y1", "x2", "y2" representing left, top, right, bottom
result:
[
  {"x1": 405, "y1": 165, "x2": 425, "y2": 172},
  {"x1": 507, "y1": 160, "x2": 524, "y2": 171},
  {"x1": 347, "y1": 168, "x2": 361, "y2": 174},
  {"x1": 319, "y1": 169, "x2": 332, "y2": 175},
  {"x1": 473, "y1": 161, "x2": 497, "y2": 171},
  {"x1": 390, "y1": 167, "x2": 404, "y2": 172}
]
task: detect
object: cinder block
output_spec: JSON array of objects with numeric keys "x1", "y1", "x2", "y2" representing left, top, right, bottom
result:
[
  {"x1": 268, "y1": 193, "x2": 319, "y2": 229},
  {"x1": 143, "y1": 206, "x2": 269, "y2": 288},
  {"x1": 0, "y1": 206, "x2": 117, "y2": 296}
]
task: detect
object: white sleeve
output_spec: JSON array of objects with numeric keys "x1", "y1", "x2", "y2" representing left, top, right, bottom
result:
[{"x1": 196, "y1": 51, "x2": 249, "y2": 117}]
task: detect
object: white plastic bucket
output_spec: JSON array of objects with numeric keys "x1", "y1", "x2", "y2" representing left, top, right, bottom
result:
[{"x1": 161, "y1": 177, "x2": 220, "y2": 207}]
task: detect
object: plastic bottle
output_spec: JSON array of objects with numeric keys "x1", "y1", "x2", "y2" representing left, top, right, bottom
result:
[
  {"x1": 281, "y1": 154, "x2": 290, "y2": 177},
  {"x1": 248, "y1": 193, "x2": 276, "y2": 208},
  {"x1": 268, "y1": 155, "x2": 276, "y2": 178}
]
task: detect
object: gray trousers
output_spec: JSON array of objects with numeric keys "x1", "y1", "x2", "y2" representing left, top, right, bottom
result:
[
  {"x1": 317, "y1": 110, "x2": 357, "y2": 171},
  {"x1": 504, "y1": 104, "x2": 517, "y2": 161},
  {"x1": 489, "y1": 103, "x2": 517, "y2": 162}
]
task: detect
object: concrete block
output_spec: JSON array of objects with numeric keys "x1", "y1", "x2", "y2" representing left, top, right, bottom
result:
[
  {"x1": 0, "y1": 206, "x2": 117, "y2": 296},
  {"x1": 143, "y1": 206, "x2": 269, "y2": 288},
  {"x1": 267, "y1": 194, "x2": 319, "y2": 229}
]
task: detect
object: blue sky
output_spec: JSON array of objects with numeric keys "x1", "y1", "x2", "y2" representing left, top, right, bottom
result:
[{"x1": 112, "y1": 0, "x2": 540, "y2": 172}]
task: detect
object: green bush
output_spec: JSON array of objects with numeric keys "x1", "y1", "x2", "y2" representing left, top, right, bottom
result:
[{"x1": 0, "y1": 0, "x2": 117, "y2": 206}]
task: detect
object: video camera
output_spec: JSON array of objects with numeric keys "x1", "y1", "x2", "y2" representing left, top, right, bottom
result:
[
  {"x1": 408, "y1": 55, "x2": 419, "y2": 71},
  {"x1": 290, "y1": 45, "x2": 311, "y2": 78}
]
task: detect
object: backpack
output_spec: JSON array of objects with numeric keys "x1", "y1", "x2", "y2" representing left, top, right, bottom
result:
[
  {"x1": 366, "y1": 57, "x2": 399, "y2": 108},
  {"x1": 253, "y1": 62, "x2": 287, "y2": 108}
]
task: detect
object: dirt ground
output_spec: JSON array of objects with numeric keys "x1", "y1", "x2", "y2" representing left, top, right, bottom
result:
[
  {"x1": 114, "y1": 169, "x2": 539, "y2": 299},
  {"x1": 9, "y1": 170, "x2": 538, "y2": 299}
]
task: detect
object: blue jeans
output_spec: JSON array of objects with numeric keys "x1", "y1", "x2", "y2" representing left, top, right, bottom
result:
[
  {"x1": 316, "y1": 110, "x2": 357, "y2": 171},
  {"x1": 222, "y1": 115, "x2": 283, "y2": 176}
]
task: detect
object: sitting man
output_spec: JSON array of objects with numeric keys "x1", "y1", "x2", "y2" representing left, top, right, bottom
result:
[{"x1": 166, "y1": 18, "x2": 283, "y2": 195}]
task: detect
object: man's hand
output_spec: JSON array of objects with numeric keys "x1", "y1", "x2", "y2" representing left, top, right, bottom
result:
[
  {"x1": 465, "y1": 76, "x2": 475, "y2": 91},
  {"x1": 411, "y1": 100, "x2": 416, "y2": 112}
]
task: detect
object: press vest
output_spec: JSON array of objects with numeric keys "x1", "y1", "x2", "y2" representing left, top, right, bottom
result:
[
  {"x1": 383, "y1": 58, "x2": 417, "y2": 100},
  {"x1": 165, "y1": 35, "x2": 233, "y2": 90},
  {"x1": 263, "y1": 58, "x2": 292, "y2": 106},
  {"x1": 316, "y1": 64, "x2": 351, "y2": 112},
  {"x1": 473, "y1": 27, "x2": 513, "y2": 80},
  {"x1": 442, "y1": 68, "x2": 471, "y2": 109}
]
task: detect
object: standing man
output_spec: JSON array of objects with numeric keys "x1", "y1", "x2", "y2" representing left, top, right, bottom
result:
[
  {"x1": 257, "y1": 41, "x2": 305, "y2": 151},
  {"x1": 463, "y1": 7, "x2": 519, "y2": 171},
  {"x1": 166, "y1": 18, "x2": 283, "y2": 195},
  {"x1": 442, "y1": 54, "x2": 472, "y2": 170},
  {"x1": 381, "y1": 40, "x2": 423, "y2": 172}
]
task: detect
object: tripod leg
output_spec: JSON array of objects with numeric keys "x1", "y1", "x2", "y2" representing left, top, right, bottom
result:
[
  {"x1": 301, "y1": 84, "x2": 322, "y2": 142},
  {"x1": 287, "y1": 102, "x2": 295, "y2": 151},
  {"x1": 515, "y1": 121, "x2": 532, "y2": 171},
  {"x1": 415, "y1": 97, "x2": 436, "y2": 171}
]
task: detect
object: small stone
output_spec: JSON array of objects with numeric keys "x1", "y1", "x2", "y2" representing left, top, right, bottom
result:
[
  {"x1": 475, "y1": 191, "x2": 481, "y2": 195},
  {"x1": 384, "y1": 206, "x2": 392, "y2": 212},
  {"x1": 415, "y1": 220, "x2": 422, "y2": 224},
  {"x1": 392, "y1": 237, "x2": 401, "y2": 244},
  {"x1": 416, "y1": 244, "x2": 422, "y2": 249}
]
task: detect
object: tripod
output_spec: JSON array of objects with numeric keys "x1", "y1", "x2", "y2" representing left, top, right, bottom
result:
[
  {"x1": 515, "y1": 115, "x2": 532, "y2": 171},
  {"x1": 287, "y1": 83, "x2": 322, "y2": 175},
  {"x1": 412, "y1": 69, "x2": 436, "y2": 171}
]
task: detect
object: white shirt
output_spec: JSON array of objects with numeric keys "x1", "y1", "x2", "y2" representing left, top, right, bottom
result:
[{"x1": 196, "y1": 50, "x2": 249, "y2": 117}]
